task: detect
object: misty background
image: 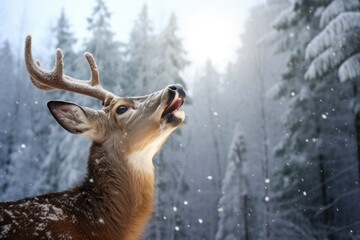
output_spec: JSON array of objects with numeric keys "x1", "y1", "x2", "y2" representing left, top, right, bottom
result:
[{"x1": 1, "y1": 0, "x2": 360, "y2": 239}]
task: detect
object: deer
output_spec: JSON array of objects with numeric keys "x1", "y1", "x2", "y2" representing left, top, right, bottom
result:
[{"x1": 0, "y1": 35, "x2": 186, "y2": 240}]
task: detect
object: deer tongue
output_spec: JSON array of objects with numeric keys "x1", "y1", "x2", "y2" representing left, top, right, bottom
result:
[{"x1": 162, "y1": 98, "x2": 184, "y2": 117}]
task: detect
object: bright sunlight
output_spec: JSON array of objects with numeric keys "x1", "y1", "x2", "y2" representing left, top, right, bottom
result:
[{"x1": 183, "y1": 7, "x2": 240, "y2": 69}]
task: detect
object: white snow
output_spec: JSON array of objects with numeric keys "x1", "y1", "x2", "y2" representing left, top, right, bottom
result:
[
  {"x1": 306, "y1": 12, "x2": 360, "y2": 71},
  {"x1": 339, "y1": 53, "x2": 360, "y2": 82},
  {"x1": 272, "y1": 6, "x2": 298, "y2": 30},
  {"x1": 320, "y1": 0, "x2": 360, "y2": 27},
  {"x1": 0, "y1": 224, "x2": 11, "y2": 238}
]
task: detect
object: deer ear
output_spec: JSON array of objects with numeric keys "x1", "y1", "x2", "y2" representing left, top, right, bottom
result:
[{"x1": 47, "y1": 101, "x2": 93, "y2": 134}]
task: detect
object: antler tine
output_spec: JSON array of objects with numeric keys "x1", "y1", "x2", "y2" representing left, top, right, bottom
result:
[
  {"x1": 24, "y1": 35, "x2": 115, "y2": 105},
  {"x1": 84, "y1": 53, "x2": 99, "y2": 86},
  {"x1": 25, "y1": 35, "x2": 57, "y2": 90}
]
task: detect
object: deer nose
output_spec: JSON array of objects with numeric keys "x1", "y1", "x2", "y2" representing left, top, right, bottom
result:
[{"x1": 168, "y1": 84, "x2": 186, "y2": 98}]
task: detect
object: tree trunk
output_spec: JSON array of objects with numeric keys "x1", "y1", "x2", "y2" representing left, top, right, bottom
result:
[
  {"x1": 315, "y1": 121, "x2": 334, "y2": 240},
  {"x1": 155, "y1": 151, "x2": 164, "y2": 240},
  {"x1": 259, "y1": 57, "x2": 270, "y2": 240},
  {"x1": 318, "y1": 153, "x2": 335, "y2": 240},
  {"x1": 352, "y1": 82, "x2": 360, "y2": 182},
  {"x1": 243, "y1": 194, "x2": 249, "y2": 240},
  {"x1": 205, "y1": 80, "x2": 223, "y2": 237},
  {"x1": 318, "y1": 153, "x2": 329, "y2": 223}
]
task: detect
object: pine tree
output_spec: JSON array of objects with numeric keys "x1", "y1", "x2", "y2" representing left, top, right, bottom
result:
[
  {"x1": 271, "y1": 1, "x2": 360, "y2": 239},
  {"x1": 187, "y1": 60, "x2": 225, "y2": 238},
  {"x1": 0, "y1": 40, "x2": 16, "y2": 198},
  {"x1": 124, "y1": 4, "x2": 155, "y2": 95},
  {"x1": 216, "y1": 127, "x2": 251, "y2": 240},
  {"x1": 84, "y1": 0, "x2": 123, "y2": 90},
  {"x1": 270, "y1": 1, "x2": 325, "y2": 238},
  {"x1": 153, "y1": 13, "x2": 189, "y2": 90},
  {"x1": 305, "y1": 0, "x2": 360, "y2": 184},
  {"x1": 0, "y1": 40, "x2": 49, "y2": 200},
  {"x1": 53, "y1": 9, "x2": 77, "y2": 75},
  {"x1": 220, "y1": 1, "x2": 290, "y2": 238}
]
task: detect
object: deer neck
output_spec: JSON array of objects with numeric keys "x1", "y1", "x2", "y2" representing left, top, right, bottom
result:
[{"x1": 84, "y1": 142, "x2": 155, "y2": 238}]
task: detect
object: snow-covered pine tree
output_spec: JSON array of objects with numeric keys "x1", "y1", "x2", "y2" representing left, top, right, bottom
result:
[
  {"x1": 0, "y1": 40, "x2": 16, "y2": 198},
  {"x1": 305, "y1": 0, "x2": 360, "y2": 183},
  {"x1": 123, "y1": 4, "x2": 156, "y2": 95},
  {"x1": 220, "y1": 1, "x2": 290, "y2": 238},
  {"x1": 27, "y1": 93, "x2": 53, "y2": 196},
  {"x1": 153, "y1": 13, "x2": 189, "y2": 90},
  {"x1": 270, "y1": 1, "x2": 328, "y2": 238},
  {"x1": 215, "y1": 127, "x2": 251, "y2": 240},
  {"x1": 84, "y1": 0, "x2": 123, "y2": 90},
  {"x1": 271, "y1": 1, "x2": 360, "y2": 239},
  {"x1": 0, "y1": 37, "x2": 51, "y2": 200},
  {"x1": 53, "y1": 9, "x2": 77, "y2": 76}
]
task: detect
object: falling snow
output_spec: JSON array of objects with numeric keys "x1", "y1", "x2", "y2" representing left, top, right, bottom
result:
[{"x1": 0, "y1": 1, "x2": 359, "y2": 240}]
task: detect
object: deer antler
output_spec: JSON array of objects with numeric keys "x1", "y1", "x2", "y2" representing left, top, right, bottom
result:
[{"x1": 24, "y1": 35, "x2": 115, "y2": 105}]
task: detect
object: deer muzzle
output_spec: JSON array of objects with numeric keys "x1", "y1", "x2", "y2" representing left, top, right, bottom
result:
[{"x1": 161, "y1": 85, "x2": 186, "y2": 125}]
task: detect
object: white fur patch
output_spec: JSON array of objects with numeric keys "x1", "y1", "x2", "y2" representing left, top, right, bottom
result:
[
  {"x1": 174, "y1": 110, "x2": 185, "y2": 120},
  {"x1": 128, "y1": 129, "x2": 172, "y2": 173}
]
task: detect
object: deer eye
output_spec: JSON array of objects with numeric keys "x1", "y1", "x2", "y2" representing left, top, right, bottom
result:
[{"x1": 116, "y1": 105, "x2": 128, "y2": 115}]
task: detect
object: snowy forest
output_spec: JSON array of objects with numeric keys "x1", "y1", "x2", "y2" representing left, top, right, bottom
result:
[{"x1": 1, "y1": 0, "x2": 360, "y2": 239}]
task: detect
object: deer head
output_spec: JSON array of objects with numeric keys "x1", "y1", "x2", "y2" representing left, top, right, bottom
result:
[{"x1": 25, "y1": 35, "x2": 186, "y2": 173}]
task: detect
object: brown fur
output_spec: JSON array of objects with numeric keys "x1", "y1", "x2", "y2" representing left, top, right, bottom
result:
[{"x1": 0, "y1": 142, "x2": 155, "y2": 240}]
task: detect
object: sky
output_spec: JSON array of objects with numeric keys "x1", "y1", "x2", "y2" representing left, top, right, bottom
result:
[{"x1": 2, "y1": 0, "x2": 265, "y2": 72}]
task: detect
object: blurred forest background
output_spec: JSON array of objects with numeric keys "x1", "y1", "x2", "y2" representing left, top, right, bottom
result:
[{"x1": 1, "y1": 0, "x2": 360, "y2": 239}]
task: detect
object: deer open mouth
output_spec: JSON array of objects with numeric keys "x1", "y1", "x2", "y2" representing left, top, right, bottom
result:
[{"x1": 162, "y1": 97, "x2": 184, "y2": 118}]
